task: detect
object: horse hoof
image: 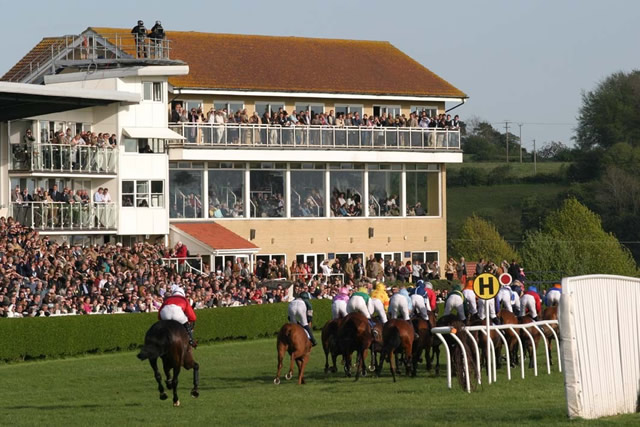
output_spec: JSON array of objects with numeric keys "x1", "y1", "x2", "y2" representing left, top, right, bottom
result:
[
  {"x1": 173, "y1": 400, "x2": 180, "y2": 407},
  {"x1": 159, "y1": 393, "x2": 168, "y2": 401},
  {"x1": 285, "y1": 372, "x2": 293, "y2": 380},
  {"x1": 191, "y1": 390, "x2": 199, "y2": 398},
  {"x1": 273, "y1": 378, "x2": 281, "y2": 385},
  {"x1": 331, "y1": 367, "x2": 337, "y2": 373},
  {"x1": 368, "y1": 365, "x2": 376, "y2": 372}
]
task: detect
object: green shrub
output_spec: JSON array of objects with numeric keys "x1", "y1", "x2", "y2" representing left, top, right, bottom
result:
[{"x1": 0, "y1": 300, "x2": 332, "y2": 362}]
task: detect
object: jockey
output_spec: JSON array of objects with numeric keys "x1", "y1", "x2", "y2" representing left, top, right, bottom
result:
[
  {"x1": 331, "y1": 285, "x2": 350, "y2": 319},
  {"x1": 510, "y1": 281, "x2": 523, "y2": 316},
  {"x1": 388, "y1": 287, "x2": 412, "y2": 320},
  {"x1": 368, "y1": 286, "x2": 388, "y2": 324},
  {"x1": 424, "y1": 282, "x2": 437, "y2": 315},
  {"x1": 347, "y1": 287, "x2": 376, "y2": 328},
  {"x1": 443, "y1": 284, "x2": 466, "y2": 321},
  {"x1": 288, "y1": 290, "x2": 317, "y2": 346},
  {"x1": 159, "y1": 284, "x2": 197, "y2": 348},
  {"x1": 520, "y1": 286, "x2": 542, "y2": 321},
  {"x1": 410, "y1": 280, "x2": 430, "y2": 321},
  {"x1": 371, "y1": 282, "x2": 390, "y2": 310},
  {"x1": 545, "y1": 283, "x2": 561, "y2": 306},
  {"x1": 462, "y1": 279, "x2": 477, "y2": 317},
  {"x1": 477, "y1": 297, "x2": 500, "y2": 325},
  {"x1": 495, "y1": 280, "x2": 513, "y2": 313}
]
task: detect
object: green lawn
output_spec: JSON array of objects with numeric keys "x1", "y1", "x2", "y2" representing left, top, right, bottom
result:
[
  {"x1": 447, "y1": 182, "x2": 571, "y2": 246},
  {"x1": 0, "y1": 337, "x2": 637, "y2": 426},
  {"x1": 448, "y1": 161, "x2": 570, "y2": 178}
]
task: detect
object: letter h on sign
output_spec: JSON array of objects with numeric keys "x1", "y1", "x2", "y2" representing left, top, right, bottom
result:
[
  {"x1": 474, "y1": 273, "x2": 499, "y2": 300},
  {"x1": 478, "y1": 276, "x2": 494, "y2": 296}
]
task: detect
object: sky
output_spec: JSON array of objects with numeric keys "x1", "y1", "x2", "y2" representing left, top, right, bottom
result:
[{"x1": 2, "y1": 0, "x2": 639, "y2": 152}]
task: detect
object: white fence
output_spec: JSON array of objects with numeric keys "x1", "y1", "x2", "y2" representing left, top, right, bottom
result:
[
  {"x1": 560, "y1": 275, "x2": 640, "y2": 419},
  {"x1": 432, "y1": 319, "x2": 560, "y2": 393}
]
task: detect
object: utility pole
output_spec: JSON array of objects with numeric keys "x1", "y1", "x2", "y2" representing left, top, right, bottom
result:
[
  {"x1": 504, "y1": 121, "x2": 510, "y2": 163},
  {"x1": 518, "y1": 123, "x2": 523, "y2": 163},
  {"x1": 533, "y1": 139, "x2": 537, "y2": 174}
]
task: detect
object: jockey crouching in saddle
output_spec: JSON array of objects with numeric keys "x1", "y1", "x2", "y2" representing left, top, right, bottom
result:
[
  {"x1": 288, "y1": 289, "x2": 317, "y2": 346},
  {"x1": 159, "y1": 284, "x2": 198, "y2": 348},
  {"x1": 511, "y1": 280, "x2": 523, "y2": 316},
  {"x1": 462, "y1": 279, "x2": 477, "y2": 319},
  {"x1": 347, "y1": 286, "x2": 385, "y2": 330},
  {"x1": 545, "y1": 283, "x2": 561, "y2": 306},
  {"x1": 388, "y1": 287, "x2": 412, "y2": 320},
  {"x1": 443, "y1": 284, "x2": 466, "y2": 321},
  {"x1": 371, "y1": 282, "x2": 390, "y2": 311},
  {"x1": 331, "y1": 285, "x2": 350, "y2": 319},
  {"x1": 520, "y1": 286, "x2": 542, "y2": 321},
  {"x1": 409, "y1": 280, "x2": 431, "y2": 321}
]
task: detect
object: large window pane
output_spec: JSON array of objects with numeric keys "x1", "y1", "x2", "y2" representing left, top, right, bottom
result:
[
  {"x1": 330, "y1": 171, "x2": 363, "y2": 217},
  {"x1": 169, "y1": 170, "x2": 203, "y2": 218},
  {"x1": 209, "y1": 169, "x2": 244, "y2": 218},
  {"x1": 250, "y1": 170, "x2": 285, "y2": 217},
  {"x1": 406, "y1": 171, "x2": 440, "y2": 216},
  {"x1": 368, "y1": 170, "x2": 401, "y2": 216},
  {"x1": 291, "y1": 171, "x2": 325, "y2": 217}
]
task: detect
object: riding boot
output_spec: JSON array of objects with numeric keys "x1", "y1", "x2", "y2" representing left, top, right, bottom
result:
[
  {"x1": 303, "y1": 325, "x2": 317, "y2": 346},
  {"x1": 184, "y1": 322, "x2": 198, "y2": 348},
  {"x1": 368, "y1": 319, "x2": 376, "y2": 329},
  {"x1": 491, "y1": 317, "x2": 501, "y2": 325}
]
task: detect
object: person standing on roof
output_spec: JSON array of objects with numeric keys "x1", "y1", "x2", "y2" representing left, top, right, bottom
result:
[
  {"x1": 131, "y1": 20, "x2": 147, "y2": 58},
  {"x1": 149, "y1": 20, "x2": 165, "y2": 58}
]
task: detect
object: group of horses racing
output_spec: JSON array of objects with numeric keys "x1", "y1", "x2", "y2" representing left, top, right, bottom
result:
[
  {"x1": 134, "y1": 291, "x2": 560, "y2": 406},
  {"x1": 275, "y1": 301, "x2": 560, "y2": 389}
]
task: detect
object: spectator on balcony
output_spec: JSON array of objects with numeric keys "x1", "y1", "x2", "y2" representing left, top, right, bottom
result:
[
  {"x1": 102, "y1": 188, "x2": 112, "y2": 203},
  {"x1": 49, "y1": 184, "x2": 63, "y2": 202},
  {"x1": 139, "y1": 141, "x2": 153, "y2": 153},
  {"x1": 132, "y1": 20, "x2": 147, "y2": 58},
  {"x1": 94, "y1": 187, "x2": 104, "y2": 203}
]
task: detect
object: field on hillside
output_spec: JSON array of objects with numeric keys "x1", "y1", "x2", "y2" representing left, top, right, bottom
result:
[
  {"x1": 447, "y1": 183, "x2": 571, "y2": 246},
  {"x1": 0, "y1": 338, "x2": 638, "y2": 426},
  {"x1": 448, "y1": 161, "x2": 569, "y2": 178}
]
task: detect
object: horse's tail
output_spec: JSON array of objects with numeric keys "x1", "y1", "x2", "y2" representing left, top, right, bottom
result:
[
  {"x1": 137, "y1": 344, "x2": 161, "y2": 361},
  {"x1": 137, "y1": 327, "x2": 168, "y2": 360}
]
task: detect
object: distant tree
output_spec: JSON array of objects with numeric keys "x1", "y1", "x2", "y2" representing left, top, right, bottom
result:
[
  {"x1": 521, "y1": 198, "x2": 638, "y2": 280},
  {"x1": 453, "y1": 214, "x2": 519, "y2": 264},
  {"x1": 575, "y1": 70, "x2": 640, "y2": 151},
  {"x1": 538, "y1": 141, "x2": 573, "y2": 161}
]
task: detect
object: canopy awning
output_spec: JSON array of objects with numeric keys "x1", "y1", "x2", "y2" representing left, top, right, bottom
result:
[
  {"x1": 123, "y1": 127, "x2": 185, "y2": 140},
  {"x1": 170, "y1": 223, "x2": 260, "y2": 254}
]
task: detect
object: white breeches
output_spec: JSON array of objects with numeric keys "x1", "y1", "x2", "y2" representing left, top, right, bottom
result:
[
  {"x1": 332, "y1": 300, "x2": 348, "y2": 319},
  {"x1": 410, "y1": 295, "x2": 428, "y2": 321},
  {"x1": 370, "y1": 297, "x2": 388, "y2": 323},
  {"x1": 388, "y1": 294, "x2": 410, "y2": 320},
  {"x1": 444, "y1": 294, "x2": 466, "y2": 320},
  {"x1": 496, "y1": 288, "x2": 513, "y2": 312},
  {"x1": 547, "y1": 291, "x2": 561, "y2": 306},
  {"x1": 521, "y1": 294, "x2": 538, "y2": 319},
  {"x1": 478, "y1": 298, "x2": 496, "y2": 320},
  {"x1": 288, "y1": 299, "x2": 308, "y2": 326},
  {"x1": 463, "y1": 289, "x2": 477, "y2": 315},
  {"x1": 347, "y1": 295, "x2": 371, "y2": 319},
  {"x1": 159, "y1": 305, "x2": 188, "y2": 324}
]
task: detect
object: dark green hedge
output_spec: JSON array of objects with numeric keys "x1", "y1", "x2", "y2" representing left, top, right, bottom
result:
[{"x1": 0, "y1": 299, "x2": 332, "y2": 362}]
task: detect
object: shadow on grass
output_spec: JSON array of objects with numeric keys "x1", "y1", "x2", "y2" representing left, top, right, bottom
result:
[{"x1": 5, "y1": 402, "x2": 141, "y2": 411}]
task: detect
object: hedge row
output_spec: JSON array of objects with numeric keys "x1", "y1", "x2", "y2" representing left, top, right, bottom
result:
[{"x1": 0, "y1": 299, "x2": 332, "y2": 362}]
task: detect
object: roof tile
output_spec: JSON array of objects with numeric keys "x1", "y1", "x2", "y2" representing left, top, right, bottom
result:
[{"x1": 173, "y1": 222, "x2": 258, "y2": 250}]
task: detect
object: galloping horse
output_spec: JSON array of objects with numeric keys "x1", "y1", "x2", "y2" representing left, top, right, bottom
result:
[
  {"x1": 542, "y1": 306, "x2": 559, "y2": 365},
  {"x1": 336, "y1": 312, "x2": 373, "y2": 381},
  {"x1": 275, "y1": 323, "x2": 312, "y2": 385},
  {"x1": 368, "y1": 318, "x2": 384, "y2": 373},
  {"x1": 321, "y1": 318, "x2": 344, "y2": 374},
  {"x1": 519, "y1": 315, "x2": 543, "y2": 369},
  {"x1": 138, "y1": 320, "x2": 200, "y2": 407},
  {"x1": 498, "y1": 309, "x2": 520, "y2": 367},
  {"x1": 412, "y1": 312, "x2": 436, "y2": 375},
  {"x1": 376, "y1": 319, "x2": 415, "y2": 382}
]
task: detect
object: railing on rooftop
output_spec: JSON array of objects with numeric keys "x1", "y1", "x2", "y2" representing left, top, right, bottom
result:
[
  {"x1": 10, "y1": 202, "x2": 117, "y2": 232},
  {"x1": 168, "y1": 123, "x2": 461, "y2": 151},
  {"x1": 10, "y1": 143, "x2": 118, "y2": 174},
  {"x1": 8, "y1": 33, "x2": 172, "y2": 83}
]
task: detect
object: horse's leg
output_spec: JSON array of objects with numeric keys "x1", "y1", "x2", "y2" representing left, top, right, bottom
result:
[
  {"x1": 162, "y1": 356, "x2": 173, "y2": 390},
  {"x1": 149, "y1": 358, "x2": 167, "y2": 400},
  {"x1": 405, "y1": 341, "x2": 413, "y2": 377},
  {"x1": 299, "y1": 353, "x2": 310, "y2": 385},
  {"x1": 295, "y1": 356, "x2": 304, "y2": 385},
  {"x1": 183, "y1": 349, "x2": 199, "y2": 398},
  {"x1": 172, "y1": 365, "x2": 181, "y2": 407},
  {"x1": 361, "y1": 348, "x2": 368, "y2": 377},
  {"x1": 389, "y1": 349, "x2": 397, "y2": 382},
  {"x1": 288, "y1": 352, "x2": 296, "y2": 379},
  {"x1": 275, "y1": 342, "x2": 285, "y2": 384},
  {"x1": 324, "y1": 347, "x2": 330, "y2": 374},
  {"x1": 331, "y1": 349, "x2": 338, "y2": 373}
]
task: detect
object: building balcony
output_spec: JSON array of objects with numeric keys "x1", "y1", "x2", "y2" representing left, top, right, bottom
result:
[
  {"x1": 10, "y1": 144, "x2": 118, "y2": 175},
  {"x1": 10, "y1": 202, "x2": 117, "y2": 232},
  {"x1": 168, "y1": 123, "x2": 461, "y2": 152}
]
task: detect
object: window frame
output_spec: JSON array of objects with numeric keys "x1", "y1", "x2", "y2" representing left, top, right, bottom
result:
[
  {"x1": 122, "y1": 179, "x2": 164, "y2": 208},
  {"x1": 142, "y1": 81, "x2": 163, "y2": 102}
]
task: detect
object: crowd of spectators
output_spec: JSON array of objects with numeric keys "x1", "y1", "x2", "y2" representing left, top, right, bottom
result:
[
  {"x1": 330, "y1": 189, "x2": 362, "y2": 217},
  {"x1": 172, "y1": 104, "x2": 461, "y2": 131},
  {"x1": 0, "y1": 215, "x2": 455, "y2": 319}
]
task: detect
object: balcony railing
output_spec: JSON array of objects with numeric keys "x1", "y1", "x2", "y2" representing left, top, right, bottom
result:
[
  {"x1": 10, "y1": 202, "x2": 117, "y2": 231},
  {"x1": 10, "y1": 143, "x2": 118, "y2": 174},
  {"x1": 168, "y1": 123, "x2": 461, "y2": 151}
]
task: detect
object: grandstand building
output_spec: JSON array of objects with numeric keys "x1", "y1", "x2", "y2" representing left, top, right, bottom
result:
[{"x1": 0, "y1": 27, "x2": 466, "y2": 275}]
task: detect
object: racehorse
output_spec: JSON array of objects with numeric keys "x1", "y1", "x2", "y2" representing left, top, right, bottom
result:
[
  {"x1": 411, "y1": 312, "x2": 436, "y2": 376},
  {"x1": 274, "y1": 323, "x2": 312, "y2": 385},
  {"x1": 498, "y1": 309, "x2": 520, "y2": 367},
  {"x1": 519, "y1": 315, "x2": 543, "y2": 369},
  {"x1": 336, "y1": 312, "x2": 373, "y2": 381},
  {"x1": 137, "y1": 320, "x2": 200, "y2": 407},
  {"x1": 430, "y1": 314, "x2": 477, "y2": 390},
  {"x1": 376, "y1": 319, "x2": 414, "y2": 382},
  {"x1": 321, "y1": 318, "x2": 344, "y2": 374},
  {"x1": 368, "y1": 318, "x2": 384, "y2": 373},
  {"x1": 541, "y1": 306, "x2": 559, "y2": 365}
]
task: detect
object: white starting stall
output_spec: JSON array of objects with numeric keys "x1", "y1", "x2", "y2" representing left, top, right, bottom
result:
[{"x1": 560, "y1": 274, "x2": 640, "y2": 419}]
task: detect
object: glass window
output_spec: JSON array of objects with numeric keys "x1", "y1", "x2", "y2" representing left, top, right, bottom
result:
[
  {"x1": 406, "y1": 170, "x2": 440, "y2": 216},
  {"x1": 295, "y1": 104, "x2": 324, "y2": 117},
  {"x1": 122, "y1": 181, "x2": 134, "y2": 207},
  {"x1": 151, "y1": 181, "x2": 164, "y2": 207},
  {"x1": 169, "y1": 169, "x2": 204, "y2": 218},
  {"x1": 410, "y1": 106, "x2": 438, "y2": 118},
  {"x1": 136, "y1": 181, "x2": 149, "y2": 207},
  {"x1": 208, "y1": 169, "x2": 244, "y2": 218},
  {"x1": 153, "y1": 82, "x2": 162, "y2": 102},
  {"x1": 291, "y1": 170, "x2": 325, "y2": 217},
  {"x1": 250, "y1": 170, "x2": 285, "y2": 218},
  {"x1": 143, "y1": 82, "x2": 152, "y2": 100},
  {"x1": 123, "y1": 138, "x2": 137, "y2": 153},
  {"x1": 373, "y1": 105, "x2": 401, "y2": 118},
  {"x1": 368, "y1": 170, "x2": 401, "y2": 217},
  {"x1": 214, "y1": 101, "x2": 245, "y2": 115},
  {"x1": 255, "y1": 102, "x2": 285, "y2": 118},
  {"x1": 329, "y1": 171, "x2": 363, "y2": 217}
]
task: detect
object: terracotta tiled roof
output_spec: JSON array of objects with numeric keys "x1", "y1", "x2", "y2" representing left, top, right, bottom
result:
[
  {"x1": 90, "y1": 27, "x2": 466, "y2": 98},
  {"x1": 2, "y1": 37, "x2": 64, "y2": 81},
  {"x1": 173, "y1": 222, "x2": 258, "y2": 250}
]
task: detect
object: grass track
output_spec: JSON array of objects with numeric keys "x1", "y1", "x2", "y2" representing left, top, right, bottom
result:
[{"x1": 0, "y1": 338, "x2": 638, "y2": 426}]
